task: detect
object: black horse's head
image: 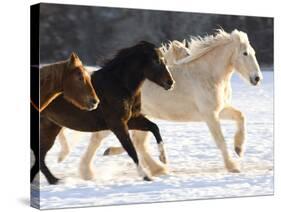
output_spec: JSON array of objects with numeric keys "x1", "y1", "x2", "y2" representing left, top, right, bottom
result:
[
  {"x1": 137, "y1": 41, "x2": 175, "y2": 90},
  {"x1": 101, "y1": 41, "x2": 175, "y2": 91}
]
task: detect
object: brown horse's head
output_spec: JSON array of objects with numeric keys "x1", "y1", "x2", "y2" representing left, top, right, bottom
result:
[
  {"x1": 63, "y1": 53, "x2": 99, "y2": 111},
  {"x1": 143, "y1": 43, "x2": 175, "y2": 91}
]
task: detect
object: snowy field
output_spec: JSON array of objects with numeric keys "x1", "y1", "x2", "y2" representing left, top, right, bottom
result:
[{"x1": 31, "y1": 69, "x2": 274, "y2": 210}]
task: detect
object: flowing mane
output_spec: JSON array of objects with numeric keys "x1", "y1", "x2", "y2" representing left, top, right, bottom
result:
[
  {"x1": 100, "y1": 41, "x2": 157, "y2": 73},
  {"x1": 175, "y1": 29, "x2": 250, "y2": 64},
  {"x1": 159, "y1": 41, "x2": 174, "y2": 55},
  {"x1": 40, "y1": 61, "x2": 67, "y2": 91},
  {"x1": 40, "y1": 60, "x2": 68, "y2": 87}
]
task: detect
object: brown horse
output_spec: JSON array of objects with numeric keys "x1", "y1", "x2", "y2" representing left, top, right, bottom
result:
[
  {"x1": 33, "y1": 41, "x2": 175, "y2": 184},
  {"x1": 31, "y1": 53, "x2": 99, "y2": 184},
  {"x1": 37, "y1": 52, "x2": 100, "y2": 112}
]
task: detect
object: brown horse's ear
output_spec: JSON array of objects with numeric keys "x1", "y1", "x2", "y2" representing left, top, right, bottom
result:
[{"x1": 69, "y1": 52, "x2": 82, "y2": 67}]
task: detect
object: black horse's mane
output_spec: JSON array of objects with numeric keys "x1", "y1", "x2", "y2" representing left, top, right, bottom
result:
[{"x1": 99, "y1": 41, "x2": 157, "y2": 73}]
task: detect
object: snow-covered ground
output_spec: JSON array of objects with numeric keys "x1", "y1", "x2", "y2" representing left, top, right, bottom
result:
[{"x1": 31, "y1": 69, "x2": 274, "y2": 210}]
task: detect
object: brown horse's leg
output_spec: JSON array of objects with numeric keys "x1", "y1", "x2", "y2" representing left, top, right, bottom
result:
[
  {"x1": 128, "y1": 115, "x2": 168, "y2": 164},
  {"x1": 109, "y1": 123, "x2": 152, "y2": 181},
  {"x1": 40, "y1": 117, "x2": 62, "y2": 184}
]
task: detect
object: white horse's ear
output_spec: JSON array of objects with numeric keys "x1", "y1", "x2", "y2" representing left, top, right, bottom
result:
[
  {"x1": 231, "y1": 29, "x2": 242, "y2": 43},
  {"x1": 182, "y1": 39, "x2": 186, "y2": 46},
  {"x1": 172, "y1": 40, "x2": 182, "y2": 51}
]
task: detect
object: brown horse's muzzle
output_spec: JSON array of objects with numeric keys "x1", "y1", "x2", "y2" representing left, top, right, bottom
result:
[{"x1": 86, "y1": 98, "x2": 100, "y2": 111}]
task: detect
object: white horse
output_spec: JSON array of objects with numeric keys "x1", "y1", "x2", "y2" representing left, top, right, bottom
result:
[{"x1": 58, "y1": 29, "x2": 263, "y2": 180}]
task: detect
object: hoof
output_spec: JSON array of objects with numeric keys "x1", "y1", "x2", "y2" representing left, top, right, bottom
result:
[
  {"x1": 48, "y1": 178, "x2": 60, "y2": 185},
  {"x1": 150, "y1": 165, "x2": 169, "y2": 176},
  {"x1": 143, "y1": 176, "x2": 153, "y2": 181},
  {"x1": 80, "y1": 171, "x2": 94, "y2": 181},
  {"x1": 230, "y1": 168, "x2": 241, "y2": 173},
  {"x1": 225, "y1": 159, "x2": 241, "y2": 173},
  {"x1": 79, "y1": 165, "x2": 95, "y2": 180},
  {"x1": 103, "y1": 148, "x2": 110, "y2": 156},
  {"x1": 235, "y1": 147, "x2": 243, "y2": 157},
  {"x1": 159, "y1": 155, "x2": 167, "y2": 164},
  {"x1": 57, "y1": 153, "x2": 67, "y2": 163}
]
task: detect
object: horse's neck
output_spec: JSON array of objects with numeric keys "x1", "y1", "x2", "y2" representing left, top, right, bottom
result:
[
  {"x1": 40, "y1": 62, "x2": 65, "y2": 107},
  {"x1": 199, "y1": 42, "x2": 235, "y2": 84},
  {"x1": 165, "y1": 51, "x2": 175, "y2": 64},
  {"x1": 117, "y1": 67, "x2": 145, "y2": 96}
]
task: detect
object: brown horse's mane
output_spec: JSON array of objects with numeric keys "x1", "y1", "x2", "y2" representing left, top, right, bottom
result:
[
  {"x1": 40, "y1": 61, "x2": 68, "y2": 92},
  {"x1": 39, "y1": 61, "x2": 68, "y2": 110}
]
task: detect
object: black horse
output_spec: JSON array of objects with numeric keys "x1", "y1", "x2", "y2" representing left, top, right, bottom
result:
[{"x1": 31, "y1": 41, "x2": 175, "y2": 184}]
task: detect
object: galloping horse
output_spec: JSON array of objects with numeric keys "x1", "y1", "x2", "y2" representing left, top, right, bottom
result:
[
  {"x1": 59, "y1": 29, "x2": 262, "y2": 180},
  {"x1": 32, "y1": 41, "x2": 174, "y2": 184},
  {"x1": 31, "y1": 53, "x2": 99, "y2": 183}
]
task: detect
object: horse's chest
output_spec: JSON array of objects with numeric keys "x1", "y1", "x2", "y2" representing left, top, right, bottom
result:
[{"x1": 118, "y1": 96, "x2": 141, "y2": 121}]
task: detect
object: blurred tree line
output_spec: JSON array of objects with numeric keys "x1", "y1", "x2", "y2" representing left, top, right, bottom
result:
[{"x1": 39, "y1": 3, "x2": 273, "y2": 66}]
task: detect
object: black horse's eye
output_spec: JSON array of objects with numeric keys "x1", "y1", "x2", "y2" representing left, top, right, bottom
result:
[{"x1": 243, "y1": 52, "x2": 248, "y2": 56}]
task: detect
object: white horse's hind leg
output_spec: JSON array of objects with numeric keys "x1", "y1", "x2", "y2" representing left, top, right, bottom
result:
[
  {"x1": 131, "y1": 131, "x2": 168, "y2": 176},
  {"x1": 219, "y1": 106, "x2": 246, "y2": 157},
  {"x1": 103, "y1": 146, "x2": 125, "y2": 156},
  {"x1": 57, "y1": 130, "x2": 70, "y2": 163},
  {"x1": 205, "y1": 113, "x2": 240, "y2": 172},
  {"x1": 79, "y1": 131, "x2": 111, "y2": 180}
]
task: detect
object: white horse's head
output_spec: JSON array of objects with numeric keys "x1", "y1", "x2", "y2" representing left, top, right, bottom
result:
[
  {"x1": 159, "y1": 40, "x2": 190, "y2": 65},
  {"x1": 230, "y1": 30, "x2": 263, "y2": 86}
]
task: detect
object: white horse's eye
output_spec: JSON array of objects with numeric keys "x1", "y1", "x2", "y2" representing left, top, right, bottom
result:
[{"x1": 243, "y1": 52, "x2": 248, "y2": 56}]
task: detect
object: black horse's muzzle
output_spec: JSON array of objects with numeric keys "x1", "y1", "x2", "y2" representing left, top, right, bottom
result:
[{"x1": 163, "y1": 79, "x2": 175, "y2": 90}]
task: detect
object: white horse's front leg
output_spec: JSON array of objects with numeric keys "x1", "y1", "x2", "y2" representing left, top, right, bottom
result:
[
  {"x1": 205, "y1": 113, "x2": 240, "y2": 172},
  {"x1": 79, "y1": 131, "x2": 111, "y2": 180},
  {"x1": 219, "y1": 106, "x2": 246, "y2": 157},
  {"x1": 57, "y1": 129, "x2": 71, "y2": 163},
  {"x1": 131, "y1": 131, "x2": 168, "y2": 176}
]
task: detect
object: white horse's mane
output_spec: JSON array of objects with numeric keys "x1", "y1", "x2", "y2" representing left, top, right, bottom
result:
[
  {"x1": 159, "y1": 40, "x2": 187, "y2": 55},
  {"x1": 162, "y1": 29, "x2": 249, "y2": 64}
]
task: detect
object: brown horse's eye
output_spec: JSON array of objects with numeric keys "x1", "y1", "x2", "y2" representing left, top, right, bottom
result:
[{"x1": 75, "y1": 70, "x2": 83, "y2": 81}]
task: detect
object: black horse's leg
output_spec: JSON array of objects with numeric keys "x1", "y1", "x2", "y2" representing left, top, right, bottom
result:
[
  {"x1": 31, "y1": 103, "x2": 40, "y2": 183},
  {"x1": 40, "y1": 117, "x2": 62, "y2": 184},
  {"x1": 128, "y1": 115, "x2": 168, "y2": 164},
  {"x1": 31, "y1": 129, "x2": 39, "y2": 183},
  {"x1": 30, "y1": 148, "x2": 39, "y2": 183},
  {"x1": 109, "y1": 123, "x2": 152, "y2": 181},
  {"x1": 40, "y1": 150, "x2": 60, "y2": 184}
]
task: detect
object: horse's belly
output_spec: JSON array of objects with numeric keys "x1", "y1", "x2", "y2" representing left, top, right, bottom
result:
[
  {"x1": 142, "y1": 99, "x2": 202, "y2": 122},
  {"x1": 43, "y1": 97, "x2": 107, "y2": 132}
]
